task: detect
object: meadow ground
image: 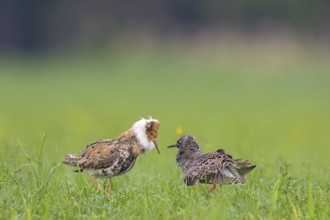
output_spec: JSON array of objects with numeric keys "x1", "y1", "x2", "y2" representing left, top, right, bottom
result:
[{"x1": 0, "y1": 40, "x2": 329, "y2": 219}]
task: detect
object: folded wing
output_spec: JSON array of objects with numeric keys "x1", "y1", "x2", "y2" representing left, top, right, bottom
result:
[{"x1": 183, "y1": 149, "x2": 255, "y2": 186}]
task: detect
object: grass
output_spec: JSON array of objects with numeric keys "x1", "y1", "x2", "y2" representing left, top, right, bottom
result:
[{"x1": 0, "y1": 41, "x2": 330, "y2": 219}]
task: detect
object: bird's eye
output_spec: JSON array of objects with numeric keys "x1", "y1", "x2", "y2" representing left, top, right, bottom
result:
[{"x1": 150, "y1": 132, "x2": 154, "y2": 136}]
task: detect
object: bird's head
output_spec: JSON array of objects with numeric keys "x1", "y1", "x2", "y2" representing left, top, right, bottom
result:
[
  {"x1": 132, "y1": 117, "x2": 160, "y2": 153},
  {"x1": 167, "y1": 135, "x2": 200, "y2": 152}
]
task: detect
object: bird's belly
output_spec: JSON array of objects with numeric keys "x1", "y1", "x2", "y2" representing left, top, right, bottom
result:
[
  {"x1": 117, "y1": 159, "x2": 136, "y2": 176},
  {"x1": 87, "y1": 159, "x2": 136, "y2": 178},
  {"x1": 86, "y1": 167, "x2": 115, "y2": 178}
]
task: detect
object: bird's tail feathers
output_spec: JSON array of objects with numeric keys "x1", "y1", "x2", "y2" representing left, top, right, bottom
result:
[
  {"x1": 238, "y1": 165, "x2": 256, "y2": 176},
  {"x1": 208, "y1": 167, "x2": 246, "y2": 185},
  {"x1": 235, "y1": 158, "x2": 256, "y2": 176},
  {"x1": 62, "y1": 154, "x2": 81, "y2": 167}
]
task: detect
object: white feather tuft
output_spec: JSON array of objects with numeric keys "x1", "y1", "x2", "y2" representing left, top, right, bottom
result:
[{"x1": 132, "y1": 117, "x2": 159, "y2": 152}]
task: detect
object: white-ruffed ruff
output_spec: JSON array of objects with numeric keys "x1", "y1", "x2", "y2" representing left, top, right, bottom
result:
[{"x1": 132, "y1": 117, "x2": 159, "y2": 152}]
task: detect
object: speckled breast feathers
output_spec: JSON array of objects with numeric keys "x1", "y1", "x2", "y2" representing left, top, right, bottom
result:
[{"x1": 168, "y1": 135, "x2": 256, "y2": 186}]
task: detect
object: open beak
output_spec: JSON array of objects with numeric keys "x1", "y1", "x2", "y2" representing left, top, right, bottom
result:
[
  {"x1": 167, "y1": 144, "x2": 178, "y2": 148},
  {"x1": 152, "y1": 140, "x2": 160, "y2": 154}
]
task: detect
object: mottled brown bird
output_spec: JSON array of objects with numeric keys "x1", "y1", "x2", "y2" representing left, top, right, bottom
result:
[
  {"x1": 63, "y1": 117, "x2": 160, "y2": 194},
  {"x1": 168, "y1": 135, "x2": 255, "y2": 193}
]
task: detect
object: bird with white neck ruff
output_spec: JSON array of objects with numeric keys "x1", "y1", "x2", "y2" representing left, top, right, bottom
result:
[{"x1": 63, "y1": 117, "x2": 160, "y2": 194}]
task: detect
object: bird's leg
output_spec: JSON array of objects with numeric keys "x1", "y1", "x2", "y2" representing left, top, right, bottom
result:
[
  {"x1": 207, "y1": 184, "x2": 217, "y2": 194},
  {"x1": 92, "y1": 176, "x2": 109, "y2": 195},
  {"x1": 105, "y1": 177, "x2": 112, "y2": 191}
]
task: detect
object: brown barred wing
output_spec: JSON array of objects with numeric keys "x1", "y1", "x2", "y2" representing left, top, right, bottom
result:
[
  {"x1": 184, "y1": 163, "x2": 246, "y2": 186},
  {"x1": 62, "y1": 140, "x2": 115, "y2": 167},
  {"x1": 80, "y1": 139, "x2": 115, "y2": 157},
  {"x1": 78, "y1": 140, "x2": 125, "y2": 170},
  {"x1": 183, "y1": 149, "x2": 246, "y2": 185}
]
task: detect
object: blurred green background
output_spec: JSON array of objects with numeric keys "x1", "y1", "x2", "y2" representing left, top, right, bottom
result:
[
  {"x1": 0, "y1": 1, "x2": 330, "y2": 219},
  {"x1": 1, "y1": 42, "x2": 329, "y2": 166},
  {"x1": 1, "y1": 0, "x2": 330, "y2": 180}
]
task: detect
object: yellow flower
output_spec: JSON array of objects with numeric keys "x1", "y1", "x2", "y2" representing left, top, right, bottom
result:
[{"x1": 176, "y1": 126, "x2": 183, "y2": 135}]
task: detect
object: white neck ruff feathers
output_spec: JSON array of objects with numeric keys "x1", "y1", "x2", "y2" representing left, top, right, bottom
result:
[{"x1": 132, "y1": 117, "x2": 159, "y2": 152}]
